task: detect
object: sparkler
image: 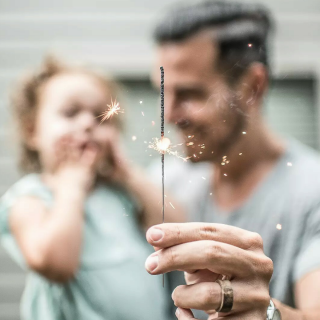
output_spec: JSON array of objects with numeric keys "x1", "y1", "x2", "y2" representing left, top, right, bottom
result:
[
  {"x1": 98, "y1": 99, "x2": 123, "y2": 122},
  {"x1": 160, "y1": 66, "x2": 165, "y2": 287},
  {"x1": 148, "y1": 138, "x2": 190, "y2": 162}
]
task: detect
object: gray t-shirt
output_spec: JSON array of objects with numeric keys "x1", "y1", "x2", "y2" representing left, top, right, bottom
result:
[{"x1": 149, "y1": 139, "x2": 320, "y2": 312}]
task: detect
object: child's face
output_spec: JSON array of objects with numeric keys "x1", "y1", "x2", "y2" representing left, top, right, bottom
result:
[{"x1": 31, "y1": 72, "x2": 119, "y2": 173}]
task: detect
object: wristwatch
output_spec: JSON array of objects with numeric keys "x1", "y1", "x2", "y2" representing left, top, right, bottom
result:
[{"x1": 267, "y1": 299, "x2": 281, "y2": 320}]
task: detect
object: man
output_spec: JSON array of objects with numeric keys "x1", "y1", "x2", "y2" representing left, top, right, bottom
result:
[{"x1": 148, "y1": 1, "x2": 320, "y2": 319}]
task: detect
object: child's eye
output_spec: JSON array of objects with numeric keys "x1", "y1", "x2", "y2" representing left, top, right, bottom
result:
[{"x1": 62, "y1": 108, "x2": 78, "y2": 118}]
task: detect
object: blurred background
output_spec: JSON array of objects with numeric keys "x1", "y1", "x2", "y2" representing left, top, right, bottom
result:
[{"x1": 0, "y1": 0, "x2": 319, "y2": 319}]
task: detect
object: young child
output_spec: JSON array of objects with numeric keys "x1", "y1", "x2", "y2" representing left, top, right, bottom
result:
[{"x1": 0, "y1": 57, "x2": 185, "y2": 320}]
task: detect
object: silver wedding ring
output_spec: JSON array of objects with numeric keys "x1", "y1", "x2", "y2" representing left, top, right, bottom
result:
[{"x1": 216, "y1": 279, "x2": 234, "y2": 313}]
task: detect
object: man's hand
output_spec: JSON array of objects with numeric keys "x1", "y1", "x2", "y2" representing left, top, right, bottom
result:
[{"x1": 145, "y1": 223, "x2": 273, "y2": 319}]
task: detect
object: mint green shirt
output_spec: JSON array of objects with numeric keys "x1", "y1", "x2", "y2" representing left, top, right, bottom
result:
[{"x1": 0, "y1": 174, "x2": 170, "y2": 320}]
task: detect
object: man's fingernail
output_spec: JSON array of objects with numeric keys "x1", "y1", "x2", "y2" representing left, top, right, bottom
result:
[
  {"x1": 149, "y1": 228, "x2": 164, "y2": 242},
  {"x1": 171, "y1": 288, "x2": 176, "y2": 299},
  {"x1": 145, "y1": 255, "x2": 159, "y2": 272},
  {"x1": 175, "y1": 308, "x2": 180, "y2": 317}
]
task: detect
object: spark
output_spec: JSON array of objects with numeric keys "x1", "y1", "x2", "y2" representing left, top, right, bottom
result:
[
  {"x1": 140, "y1": 100, "x2": 143, "y2": 104},
  {"x1": 239, "y1": 153, "x2": 243, "y2": 156},
  {"x1": 186, "y1": 142, "x2": 194, "y2": 146},
  {"x1": 99, "y1": 99, "x2": 124, "y2": 122},
  {"x1": 148, "y1": 137, "x2": 190, "y2": 162},
  {"x1": 202, "y1": 177, "x2": 206, "y2": 180},
  {"x1": 188, "y1": 135, "x2": 195, "y2": 139},
  {"x1": 169, "y1": 202, "x2": 175, "y2": 209},
  {"x1": 221, "y1": 155, "x2": 230, "y2": 166},
  {"x1": 132, "y1": 136, "x2": 137, "y2": 141},
  {"x1": 276, "y1": 224, "x2": 282, "y2": 230},
  {"x1": 287, "y1": 162, "x2": 292, "y2": 167},
  {"x1": 224, "y1": 173, "x2": 228, "y2": 176},
  {"x1": 141, "y1": 111, "x2": 145, "y2": 116},
  {"x1": 248, "y1": 43, "x2": 252, "y2": 47},
  {"x1": 210, "y1": 193, "x2": 213, "y2": 196},
  {"x1": 152, "y1": 121, "x2": 155, "y2": 126},
  {"x1": 242, "y1": 131, "x2": 247, "y2": 135}
]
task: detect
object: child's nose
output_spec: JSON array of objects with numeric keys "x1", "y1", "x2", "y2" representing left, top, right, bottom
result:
[{"x1": 79, "y1": 112, "x2": 95, "y2": 132}]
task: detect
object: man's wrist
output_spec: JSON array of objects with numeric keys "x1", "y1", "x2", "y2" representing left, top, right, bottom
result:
[{"x1": 267, "y1": 299, "x2": 282, "y2": 320}]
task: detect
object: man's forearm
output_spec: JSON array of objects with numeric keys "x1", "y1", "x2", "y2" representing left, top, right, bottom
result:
[{"x1": 274, "y1": 299, "x2": 320, "y2": 320}]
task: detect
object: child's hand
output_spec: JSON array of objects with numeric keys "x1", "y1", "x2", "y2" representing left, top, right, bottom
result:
[
  {"x1": 99, "y1": 136, "x2": 131, "y2": 186},
  {"x1": 48, "y1": 136, "x2": 98, "y2": 194}
]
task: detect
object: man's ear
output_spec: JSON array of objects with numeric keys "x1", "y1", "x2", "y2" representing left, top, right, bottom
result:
[{"x1": 237, "y1": 63, "x2": 269, "y2": 111}]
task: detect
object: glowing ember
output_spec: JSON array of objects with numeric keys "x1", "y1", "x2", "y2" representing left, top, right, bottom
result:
[
  {"x1": 148, "y1": 137, "x2": 190, "y2": 161},
  {"x1": 276, "y1": 224, "x2": 282, "y2": 230},
  {"x1": 221, "y1": 155, "x2": 230, "y2": 166},
  {"x1": 248, "y1": 43, "x2": 252, "y2": 47},
  {"x1": 186, "y1": 142, "x2": 194, "y2": 146},
  {"x1": 99, "y1": 99, "x2": 123, "y2": 122}
]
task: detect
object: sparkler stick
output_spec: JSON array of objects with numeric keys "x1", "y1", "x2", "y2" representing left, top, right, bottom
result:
[{"x1": 160, "y1": 66, "x2": 165, "y2": 287}]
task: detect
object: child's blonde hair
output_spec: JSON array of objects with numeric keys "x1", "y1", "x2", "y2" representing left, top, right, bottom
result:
[{"x1": 11, "y1": 56, "x2": 122, "y2": 173}]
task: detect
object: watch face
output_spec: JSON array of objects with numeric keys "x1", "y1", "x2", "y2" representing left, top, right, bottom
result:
[{"x1": 273, "y1": 310, "x2": 282, "y2": 320}]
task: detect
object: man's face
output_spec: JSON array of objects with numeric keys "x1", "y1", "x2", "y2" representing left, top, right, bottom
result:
[{"x1": 152, "y1": 33, "x2": 247, "y2": 162}]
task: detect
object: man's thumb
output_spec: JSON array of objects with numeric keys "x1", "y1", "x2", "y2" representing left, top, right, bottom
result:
[{"x1": 175, "y1": 308, "x2": 198, "y2": 319}]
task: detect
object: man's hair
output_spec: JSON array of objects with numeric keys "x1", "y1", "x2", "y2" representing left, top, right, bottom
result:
[{"x1": 154, "y1": 0, "x2": 273, "y2": 83}]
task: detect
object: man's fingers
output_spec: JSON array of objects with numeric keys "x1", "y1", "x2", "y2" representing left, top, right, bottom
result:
[
  {"x1": 172, "y1": 283, "x2": 222, "y2": 311},
  {"x1": 146, "y1": 223, "x2": 264, "y2": 251},
  {"x1": 145, "y1": 240, "x2": 256, "y2": 278},
  {"x1": 185, "y1": 269, "x2": 220, "y2": 285},
  {"x1": 172, "y1": 281, "x2": 269, "y2": 315},
  {"x1": 176, "y1": 308, "x2": 198, "y2": 320}
]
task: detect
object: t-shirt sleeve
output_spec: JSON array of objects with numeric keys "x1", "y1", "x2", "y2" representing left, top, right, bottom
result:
[
  {"x1": 0, "y1": 175, "x2": 52, "y2": 269},
  {"x1": 293, "y1": 204, "x2": 320, "y2": 283}
]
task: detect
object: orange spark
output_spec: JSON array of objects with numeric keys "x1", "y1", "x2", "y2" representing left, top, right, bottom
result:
[{"x1": 99, "y1": 99, "x2": 124, "y2": 122}]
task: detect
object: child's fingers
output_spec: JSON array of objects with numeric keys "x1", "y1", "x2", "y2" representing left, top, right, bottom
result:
[
  {"x1": 68, "y1": 140, "x2": 81, "y2": 162},
  {"x1": 175, "y1": 308, "x2": 197, "y2": 320}
]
